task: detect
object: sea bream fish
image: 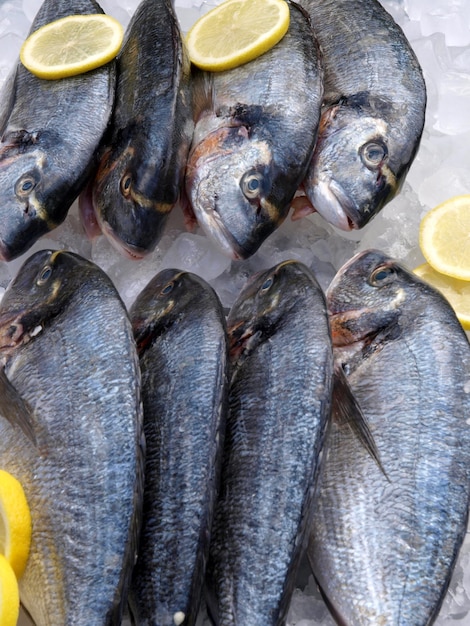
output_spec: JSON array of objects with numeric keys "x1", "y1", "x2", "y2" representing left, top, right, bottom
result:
[
  {"x1": 0, "y1": 250, "x2": 144, "y2": 625},
  {"x1": 0, "y1": 0, "x2": 116, "y2": 261},
  {"x1": 293, "y1": 0, "x2": 426, "y2": 230},
  {"x1": 307, "y1": 249, "x2": 470, "y2": 625},
  {"x1": 83, "y1": 0, "x2": 193, "y2": 259},
  {"x1": 205, "y1": 260, "x2": 333, "y2": 625},
  {"x1": 128, "y1": 269, "x2": 228, "y2": 626},
  {"x1": 185, "y1": 1, "x2": 323, "y2": 260}
]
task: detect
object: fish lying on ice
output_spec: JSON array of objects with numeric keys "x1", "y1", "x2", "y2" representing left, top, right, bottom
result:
[
  {"x1": 128, "y1": 269, "x2": 229, "y2": 625},
  {"x1": 206, "y1": 260, "x2": 333, "y2": 625},
  {"x1": 0, "y1": 0, "x2": 116, "y2": 261},
  {"x1": 0, "y1": 250, "x2": 144, "y2": 625},
  {"x1": 307, "y1": 249, "x2": 470, "y2": 625},
  {"x1": 83, "y1": 0, "x2": 193, "y2": 259},
  {"x1": 293, "y1": 0, "x2": 426, "y2": 230},
  {"x1": 185, "y1": 1, "x2": 323, "y2": 260}
]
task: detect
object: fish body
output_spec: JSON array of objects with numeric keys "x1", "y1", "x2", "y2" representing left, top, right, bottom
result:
[
  {"x1": 128, "y1": 270, "x2": 229, "y2": 625},
  {"x1": 308, "y1": 249, "x2": 470, "y2": 625},
  {"x1": 0, "y1": 0, "x2": 116, "y2": 261},
  {"x1": 185, "y1": 1, "x2": 323, "y2": 259},
  {"x1": 88, "y1": 0, "x2": 193, "y2": 258},
  {"x1": 296, "y1": 0, "x2": 426, "y2": 230},
  {"x1": 0, "y1": 250, "x2": 144, "y2": 625},
  {"x1": 206, "y1": 260, "x2": 333, "y2": 625}
]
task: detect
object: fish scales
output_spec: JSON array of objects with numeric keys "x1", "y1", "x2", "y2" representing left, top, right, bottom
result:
[
  {"x1": 206, "y1": 261, "x2": 333, "y2": 625},
  {"x1": 185, "y1": 1, "x2": 323, "y2": 259},
  {"x1": 0, "y1": 250, "x2": 143, "y2": 625},
  {"x1": 128, "y1": 270, "x2": 229, "y2": 625},
  {"x1": 0, "y1": 0, "x2": 116, "y2": 261},
  {"x1": 308, "y1": 250, "x2": 470, "y2": 625},
  {"x1": 88, "y1": 0, "x2": 193, "y2": 258},
  {"x1": 295, "y1": 0, "x2": 426, "y2": 230}
]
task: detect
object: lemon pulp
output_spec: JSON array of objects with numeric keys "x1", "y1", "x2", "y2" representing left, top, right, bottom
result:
[
  {"x1": 20, "y1": 14, "x2": 124, "y2": 80},
  {"x1": 186, "y1": 0, "x2": 290, "y2": 71},
  {"x1": 419, "y1": 194, "x2": 470, "y2": 281}
]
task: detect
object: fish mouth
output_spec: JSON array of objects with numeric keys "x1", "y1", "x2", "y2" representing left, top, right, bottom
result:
[
  {"x1": 196, "y1": 200, "x2": 251, "y2": 260},
  {"x1": 310, "y1": 179, "x2": 359, "y2": 231},
  {"x1": 99, "y1": 221, "x2": 147, "y2": 260}
]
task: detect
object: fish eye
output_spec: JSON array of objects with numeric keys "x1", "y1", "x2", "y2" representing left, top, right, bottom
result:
[
  {"x1": 260, "y1": 276, "x2": 274, "y2": 292},
  {"x1": 37, "y1": 265, "x2": 53, "y2": 285},
  {"x1": 16, "y1": 176, "x2": 36, "y2": 197},
  {"x1": 160, "y1": 281, "x2": 174, "y2": 295},
  {"x1": 241, "y1": 172, "x2": 263, "y2": 200},
  {"x1": 369, "y1": 265, "x2": 395, "y2": 286},
  {"x1": 360, "y1": 141, "x2": 387, "y2": 169},
  {"x1": 120, "y1": 174, "x2": 132, "y2": 197}
]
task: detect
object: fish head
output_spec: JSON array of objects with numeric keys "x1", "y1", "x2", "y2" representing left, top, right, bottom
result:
[
  {"x1": 186, "y1": 125, "x2": 284, "y2": 260},
  {"x1": 306, "y1": 99, "x2": 401, "y2": 231},
  {"x1": 130, "y1": 268, "x2": 218, "y2": 353},
  {"x1": 0, "y1": 249, "x2": 101, "y2": 356},
  {"x1": 326, "y1": 249, "x2": 420, "y2": 347},
  {"x1": 92, "y1": 146, "x2": 172, "y2": 260},
  {"x1": 0, "y1": 147, "x2": 56, "y2": 261},
  {"x1": 228, "y1": 260, "x2": 319, "y2": 359}
]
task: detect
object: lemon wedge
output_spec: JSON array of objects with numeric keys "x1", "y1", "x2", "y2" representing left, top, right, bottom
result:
[
  {"x1": 414, "y1": 262, "x2": 470, "y2": 330},
  {"x1": 0, "y1": 554, "x2": 20, "y2": 626},
  {"x1": 186, "y1": 0, "x2": 290, "y2": 71},
  {"x1": 0, "y1": 470, "x2": 32, "y2": 580},
  {"x1": 20, "y1": 14, "x2": 124, "y2": 80},
  {"x1": 419, "y1": 194, "x2": 470, "y2": 281}
]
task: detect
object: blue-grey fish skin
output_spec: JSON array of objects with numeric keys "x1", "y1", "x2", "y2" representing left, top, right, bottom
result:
[
  {"x1": 206, "y1": 261, "x2": 333, "y2": 625},
  {"x1": 308, "y1": 249, "x2": 470, "y2": 625},
  {"x1": 185, "y1": 1, "x2": 323, "y2": 260},
  {"x1": 89, "y1": 0, "x2": 193, "y2": 259},
  {"x1": 0, "y1": 0, "x2": 116, "y2": 261},
  {"x1": 128, "y1": 269, "x2": 229, "y2": 626},
  {"x1": 297, "y1": 0, "x2": 426, "y2": 230},
  {"x1": 0, "y1": 250, "x2": 144, "y2": 626}
]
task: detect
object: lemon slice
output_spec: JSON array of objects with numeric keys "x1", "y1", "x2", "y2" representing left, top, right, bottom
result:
[
  {"x1": 0, "y1": 555, "x2": 20, "y2": 626},
  {"x1": 186, "y1": 0, "x2": 290, "y2": 71},
  {"x1": 20, "y1": 14, "x2": 124, "y2": 80},
  {"x1": 419, "y1": 194, "x2": 470, "y2": 281},
  {"x1": 0, "y1": 470, "x2": 32, "y2": 580},
  {"x1": 414, "y1": 262, "x2": 470, "y2": 330}
]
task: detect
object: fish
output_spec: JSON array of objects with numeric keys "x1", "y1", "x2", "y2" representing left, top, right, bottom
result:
[
  {"x1": 84, "y1": 0, "x2": 193, "y2": 259},
  {"x1": 292, "y1": 0, "x2": 426, "y2": 230},
  {"x1": 0, "y1": 249, "x2": 144, "y2": 625},
  {"x1": 205, "y1": 260, "x2": 333, "y2": 625},
  {"x1": 0, "y1": 0, "x2": 116, "y2": 261},
  {"x1": 184, "y1": 1, "x2": 323, "y2": 260},
  {"x1": 128, "y1": 269, "x2": 229, "y2": 625},
  {"x1": 307, "y1": 249, "x2": 470, "y2": 625}
]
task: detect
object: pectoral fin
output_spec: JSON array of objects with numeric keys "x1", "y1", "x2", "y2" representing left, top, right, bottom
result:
[
  {"x1": 0, "y1": 368, "x2": 36, "y2": 446},
  {"x1": 332, "y1": 364, "x2": 388, "y2": 479}
]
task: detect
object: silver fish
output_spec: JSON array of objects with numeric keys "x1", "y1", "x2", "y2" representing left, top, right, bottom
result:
[
  {"x1": 185, "y1": 1, "x2": 323, "y2": 259},
  {"x1": 128, "y1": 269, "x2": 229, "y2": 625},
  {"x1": 0, "y1": 0, "x2": 116, "y2": 261},
  {"x1": 308, "y1": 249, "x2": 470, "y2": 625},
  {"x1": 293, "y1": 0, "x2": 426, "y2": 230},
  {"x1": 206, "y1": 260, "x2": 333, "y2": 625},
  {"x1": 0, "y1": 250, "x2": 144, "y2": 625},
  {"x1": 86, "y1": 0, "x2": 193, "y2": 259}
]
